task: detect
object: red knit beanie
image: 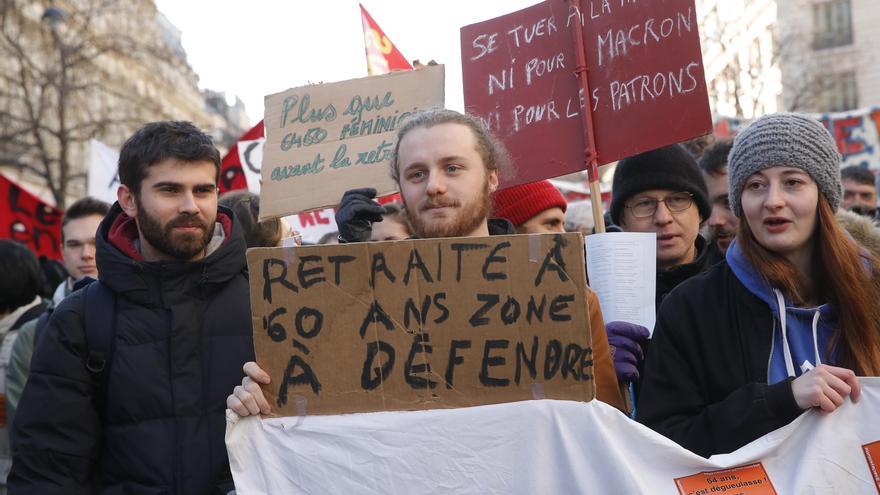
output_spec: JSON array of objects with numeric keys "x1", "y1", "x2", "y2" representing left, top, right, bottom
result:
[{"x1": 491, "y1": 180, "x2": 568, "y2": 227}]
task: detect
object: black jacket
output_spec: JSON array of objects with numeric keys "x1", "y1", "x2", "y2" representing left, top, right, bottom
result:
[
  {"x1": 10, "y1": 204, "x2": 255, "y2": 494},
  {"x1": 655, "y1": 234, "x2": 710, "y2": 308},
  {"x1": 636, "y1": 261, "x2": 803, "y2": 457},
  {"x1": 631, "y1": 235, "x2": 711, "y2": 395}
]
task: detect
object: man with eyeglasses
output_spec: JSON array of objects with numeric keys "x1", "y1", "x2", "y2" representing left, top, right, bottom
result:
[{"x1": 602, "y1": 144, "x2": 712, "y2": 388}]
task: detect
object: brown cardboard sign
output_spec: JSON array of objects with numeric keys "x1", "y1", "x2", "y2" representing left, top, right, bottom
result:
[
  {"x1": 259, "y1": 65, "x2": 445, "y2": 220},
  {"x1": 246, "y1": 233, "x2": 595, "y2": 416}
]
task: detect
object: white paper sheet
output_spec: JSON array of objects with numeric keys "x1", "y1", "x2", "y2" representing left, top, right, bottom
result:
[{"x1": 584, "y1": 232, "x2": 657, "y2": 334}]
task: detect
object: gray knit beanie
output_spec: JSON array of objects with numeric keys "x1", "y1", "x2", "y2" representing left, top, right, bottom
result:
[{"x1": 727, "y1": 113, "x2": 842, "y2": 217}]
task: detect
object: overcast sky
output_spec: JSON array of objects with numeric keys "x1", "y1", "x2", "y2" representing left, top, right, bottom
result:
[{"x1": 155, "y1": 0, "x2": 538, "y2": 126}]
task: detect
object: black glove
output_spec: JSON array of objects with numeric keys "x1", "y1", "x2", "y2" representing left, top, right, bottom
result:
[{"x1": 335, "y1": 188, "x2": 386, "y2": 243}]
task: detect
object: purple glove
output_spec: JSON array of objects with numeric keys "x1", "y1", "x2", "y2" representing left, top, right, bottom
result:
[{"x1": 606, "y1": 321, "x2": 650, "y2": 383}]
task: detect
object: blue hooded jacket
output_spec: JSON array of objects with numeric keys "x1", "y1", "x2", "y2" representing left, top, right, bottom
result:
[{"x1": 726, "y1": 240, "x2": 837, "y2": 384}]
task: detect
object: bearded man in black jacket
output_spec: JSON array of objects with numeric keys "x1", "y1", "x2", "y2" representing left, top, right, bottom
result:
[{"x1": 10, "y1": 121, "x2": 253, "y2": 495}]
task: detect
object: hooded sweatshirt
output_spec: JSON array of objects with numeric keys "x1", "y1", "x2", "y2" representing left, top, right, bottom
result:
[{"x1": 726, "y1": 240, "x2": 836, "y2": 384}]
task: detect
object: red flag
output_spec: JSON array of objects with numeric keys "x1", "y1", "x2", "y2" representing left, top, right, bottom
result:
[
  {"x1": 0, "y1": 174, "x2": 63, "y2": 260},
  {"x1": 360, "y1": 4, "x2": 412, "y2": 75},
  {"x1": 219, "y1": 121, "x2": 265, "y2": 193}
]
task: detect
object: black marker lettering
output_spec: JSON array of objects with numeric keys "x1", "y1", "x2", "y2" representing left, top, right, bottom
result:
[{"x1": 480, "y1": 339, "x2": 510, "y2": 387}]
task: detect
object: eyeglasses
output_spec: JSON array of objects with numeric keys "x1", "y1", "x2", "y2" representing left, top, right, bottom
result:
[{"x1": 624, "y1": 192, "x2": 694, "y2": 218}]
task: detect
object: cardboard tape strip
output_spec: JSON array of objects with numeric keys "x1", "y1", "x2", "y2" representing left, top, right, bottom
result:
[
  {"x1": 528, "y1": 234, "x2": 541, "y2": 263},
  {"x1": 531, "y1": 383, "x2": 546, "y2": 400},
  {"x1": 288, "y1": 395, "x2": 308, "y2": 429},
  {"x1": 281, "y1": 244, "x2": 296, "y2": 264}
]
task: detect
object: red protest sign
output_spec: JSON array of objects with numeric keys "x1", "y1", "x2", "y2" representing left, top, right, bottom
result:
[
  {"x1": 0, "y1": 175, "x2": 63, "y2": 260},
  {"x1": 461, "y1": 0, "x2": 711, "y2": 188}
]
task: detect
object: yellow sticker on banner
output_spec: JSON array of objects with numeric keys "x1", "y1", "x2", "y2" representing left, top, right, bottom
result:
[
  {"x1": 864, "y1": 440, "x2": 880, "y2": 494},
  {"x1": 674, "y1": 462, "x2": 777, "y2": 495}
]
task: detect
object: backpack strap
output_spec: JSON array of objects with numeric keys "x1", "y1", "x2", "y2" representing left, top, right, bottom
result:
[{"x1": 82, "y1": 281, "x2": 117, "y2": 417}]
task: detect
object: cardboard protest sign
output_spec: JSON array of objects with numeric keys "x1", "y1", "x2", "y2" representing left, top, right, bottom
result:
[
  {"x1": 461, "y1": 0, "x2": 711, "y2": 188},
  {"x1": 246, "y1": 232, "x2": 594, "y2": 416},
  {"x1": 259, "y1": 65, "x2": 444, "y2": 220}
]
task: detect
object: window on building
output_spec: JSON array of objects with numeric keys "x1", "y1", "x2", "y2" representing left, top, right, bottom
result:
[
  {"x1": 812, "y1": 0, "x2": 853, "y2": 49},
  {"x1": 818, "y1": 71, "x2": 858, "y2": 112}
]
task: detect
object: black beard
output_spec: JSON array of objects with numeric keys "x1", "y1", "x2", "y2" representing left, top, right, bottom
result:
[{"x1": 136, "y1": 200, "x2": 214, "y2": 260}]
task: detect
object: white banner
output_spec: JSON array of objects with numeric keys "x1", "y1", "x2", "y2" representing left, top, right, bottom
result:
[
  {"x1": 815, "y1": 106, "x2": 880, "y2": 172},
  {"x1": 227, "y1": 378, "x2": 880, "y2": 494},
  {"x1": 237, "y1": 138, "x2": 265, "y2": 194},
  {"x1": 284, "y1": 208, "x2": 338, "y2": 245},
  {"x1": 716, "y1": 106, "x2": 880, "y2": 173},
  {"x1": 86, "y1": 139, "x2": 120, "y2": 204}
]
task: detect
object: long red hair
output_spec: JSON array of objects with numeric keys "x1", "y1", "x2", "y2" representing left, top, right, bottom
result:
[{"x1": 738, "y1": 196, "x2": 880, "y2": 375}]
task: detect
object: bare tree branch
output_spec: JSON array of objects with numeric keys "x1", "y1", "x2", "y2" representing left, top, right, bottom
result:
[{"x1": 0, "y1": 0, "x2": 214, "y2": 208}]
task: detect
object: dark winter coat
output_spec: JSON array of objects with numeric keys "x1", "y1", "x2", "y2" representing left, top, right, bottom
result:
[
  {"x1": 655, "y1": 234, "x2": 711, "y2": 308},
  {"x1": 9, "y1": 204, "x2": 254, "y2": 494},
  {"x1": 636, "y1": 260, "x2": 803, "y2": 457},
  {"x1": 631, "y1": 235, "x2": 711, "y2": 396}
]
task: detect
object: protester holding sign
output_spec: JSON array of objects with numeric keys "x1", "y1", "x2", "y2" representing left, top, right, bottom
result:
[
  {"x1": 228, "y1": 109, "x2": 624, "y2": 415},
  {"x1": 492, "y1": 180, "x2": 632, "y2": 395},
  {"x1": 637, "y1": 113, "x2": 880, "y2": 457},
  {"x1": 610, "y1": 144, "x2": 713, "y2": 306},
  {"x1": 333, "y1": 189, "x2": 413, "y2": 242},
  {"x1": 604, "y1": 144, "x2": 712, "y2": 385}
]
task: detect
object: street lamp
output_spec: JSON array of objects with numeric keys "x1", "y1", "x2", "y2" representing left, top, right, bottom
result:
[
  {"x1": 41, "y1": 6, "x2": 67, "y2": 31},
  {"x1": 41, "y1": 5, "x2": 70, "y2": 208}
]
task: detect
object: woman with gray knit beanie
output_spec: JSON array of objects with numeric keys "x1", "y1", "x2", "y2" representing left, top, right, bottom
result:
[{"x1": 636, "y1": 113, "x2": 880, "y2": 458}]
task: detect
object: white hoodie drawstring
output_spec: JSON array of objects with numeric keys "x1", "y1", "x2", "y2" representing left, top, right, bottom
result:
[
  {"x1": 774, "y1": 289, "x2": 797, "y2": 378},
  {"x1": 773, "y1": 289, "x2": 824, "y2": 377}
]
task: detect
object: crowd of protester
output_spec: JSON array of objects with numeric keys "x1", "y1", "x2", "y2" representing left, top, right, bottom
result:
[{"x1": 1, "y1": 109, "x2": 879, "y2": 493}]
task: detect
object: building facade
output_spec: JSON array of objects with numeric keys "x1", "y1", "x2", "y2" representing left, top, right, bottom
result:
[
  {"x1": 698, "y1": 0, "x2": 781, "y2": 119},
  {"x1": 778, "y1": 0, "x2": 880, "y2": 113},
  {"x1": 0, "y1": 0, "x2": 248, "y2": 207},
  {"x1": 699, "y1": 0, "x2": 880, "y2": 119}
]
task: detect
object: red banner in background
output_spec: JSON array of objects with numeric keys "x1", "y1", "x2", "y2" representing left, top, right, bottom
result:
[
  {"x1": 461, "y1": 0, "x2": 712, "y2": 189},
  {"x1": 360, "y1": 3, "x2": 413, "y2": 75},
  {"x1": 219, "y1": 120, "x2": 265, "y2": 194},
  {"x1": 0, "y1": 175, "x2": 62, "y2": 260}
]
